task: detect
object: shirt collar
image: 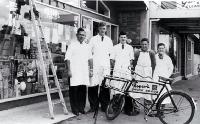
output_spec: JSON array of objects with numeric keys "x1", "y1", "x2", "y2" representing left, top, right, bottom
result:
[
  {"x1": 76, "y1": 40, "x2": 85, "y2": 45},
  {"x1": 139, "y1": 49, "x2": 149, "y2": 52},
  {"x1": 98, "y1": 34, "x2": 106, "y2": 38}
]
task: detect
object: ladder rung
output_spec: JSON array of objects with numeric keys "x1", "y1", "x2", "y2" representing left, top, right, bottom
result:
[
  {"x1": 48, "y1": 75, "x2": 56, "y2": 78},
  {"x1": 50, "y1": 88, "x2": 59, "y2": 92},
  {"x1": 52, "y1": 100, "x2": 63, "y2": 105}
]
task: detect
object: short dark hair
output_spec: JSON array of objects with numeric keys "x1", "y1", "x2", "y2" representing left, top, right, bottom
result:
[
  {"x1": 141, "y1": 38, "x2": 149, "y2": 43},
  {"x1": 98, "y1": 22, "x2": 107, "y2": 27},
  {"x1": 157, "y1": 43, "x2": 165, "y2": 48},
  {"x1": 119, "y1": 31, "x2": 127, "y2": 36},
  {"x1": 77, "y1": 28, "x2": 85, "y2": 34}
]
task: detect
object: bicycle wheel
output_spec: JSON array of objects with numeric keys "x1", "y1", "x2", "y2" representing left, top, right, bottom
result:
[
  {"x1": 105, "y1": 94, "x2": 125, "y2": 120},
  {"x1": 157, "y1": 91, "x2": 195, "y2": 124}
]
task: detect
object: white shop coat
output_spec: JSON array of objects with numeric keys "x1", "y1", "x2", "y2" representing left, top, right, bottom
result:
[
  {"x1": 110, "y1": 43, "x2": 134, "y2": 94},
  {"x1": 153, "y1": 53, "x2": 174, "y2": 104},
  {"x1": 65, "y1": 40, "x2": 92, "y2": 86},
  {"x1": 89, "y1": 34, "x2": 113, "y2": 86}
]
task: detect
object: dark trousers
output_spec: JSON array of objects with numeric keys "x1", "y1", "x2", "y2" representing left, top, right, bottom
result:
[
  {"x1": 124, "y1": 96, "x2": 134, "y2": 113},
  {"x1": 88, "y1": 80, "x2": 110, "y2": 111},
  {"x1": 69, "y1": 85, "x2": 86, "y2": 114}
]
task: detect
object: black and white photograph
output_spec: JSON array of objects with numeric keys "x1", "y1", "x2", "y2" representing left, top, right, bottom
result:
[{"x1": 0, "y1": 0, "x2": 199, "y2": 124}]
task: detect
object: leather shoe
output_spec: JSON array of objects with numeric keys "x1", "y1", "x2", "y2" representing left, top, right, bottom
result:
[
  {"x1": 72, "y1": 111, "x2": 79, "y2": 116},
  {"x1": 79, "y1": 110, "x2": 86, "y2": 114},
  {"x1": 86, "y1": 109, "x2": 95, "y2": 113},
  {"x1": 125, "y1": 111, "x2": 140, "y2": 116}
]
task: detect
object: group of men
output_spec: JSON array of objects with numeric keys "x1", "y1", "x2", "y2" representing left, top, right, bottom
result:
[{"x1": 64, "y1": 22, "x2": 174, "y2": 116}]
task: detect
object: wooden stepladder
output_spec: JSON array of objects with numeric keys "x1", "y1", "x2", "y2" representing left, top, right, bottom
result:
[{"x1": 29, "y1": 0, "x2": 68, "y2": 119}]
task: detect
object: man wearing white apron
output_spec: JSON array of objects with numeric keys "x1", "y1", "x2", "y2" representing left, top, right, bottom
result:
[
  {"x1": 65, "y1": 28, "x2": 93, "y2": 116},
  {"x1": 153, "y1": 43, "x2": 174, "y2": 104},
  {"x1": 110, "y1": 31, "x2": 137, "y2": 116},
  {"x1": 131, "y1": 38, "x2": 156, "y2": 106},
  {"x1": 88, "y1": 22, "x2": 113, "y2": 112}
]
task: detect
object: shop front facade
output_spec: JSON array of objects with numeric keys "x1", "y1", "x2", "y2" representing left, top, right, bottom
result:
[
  {"x1": 0, "y1": 0, "x2": 148, "y2": 110},
  {"x1": 149, "y1": 1, "x2": 200, "y2": 81}
]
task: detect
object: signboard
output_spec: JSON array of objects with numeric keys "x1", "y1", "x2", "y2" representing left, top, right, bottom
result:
[
  {"x1": 131, "y1": 81, "x2": 162, "y2": 95},
  {"x1": 57, "y1": 0, "x2": 79, "y2": 7},
  {"x1": 177, "y1": 1, "x2": 200, "y2": 9}
]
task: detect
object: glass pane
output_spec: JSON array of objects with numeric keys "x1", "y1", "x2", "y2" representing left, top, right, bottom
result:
[
  {"x1": 98, "y1": 1, "x2": 109, "y2": 16},
  {"x1": 81, "y1": 0, "x2": 97, "y2": 12},
  {"x1": 0, "y1": 0, "x2": 10, "y2": 31},
  {"x1": 82, "y1": 16, "x2": 92, "y2": 43}
]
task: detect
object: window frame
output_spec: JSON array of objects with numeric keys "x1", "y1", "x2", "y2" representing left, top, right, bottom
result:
[{"x1": 80, "y1": 0, "x2": 110, "y2": 18}]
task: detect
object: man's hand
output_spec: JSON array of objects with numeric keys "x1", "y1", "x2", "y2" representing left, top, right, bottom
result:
[{"x1": 67, "y1": 70, "x2": 72, "y2": 78}]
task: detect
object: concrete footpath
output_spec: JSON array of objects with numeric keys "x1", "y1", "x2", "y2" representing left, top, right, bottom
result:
[
  {"x1": 0, "y1": 99, "x2": 74, "y2": 124},
  {"x1": 59, "y1": 76, "x2": 200, "y2": 124}
]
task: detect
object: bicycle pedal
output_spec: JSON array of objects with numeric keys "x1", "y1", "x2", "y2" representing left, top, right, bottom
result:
[{"x1": 144, "y1": 115, "x2": 148, "y2": 122}]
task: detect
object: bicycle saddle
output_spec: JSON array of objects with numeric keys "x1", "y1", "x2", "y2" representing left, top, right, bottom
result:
[{"x1": 158, "y1": 76, "x2": 173, "y2": 82}]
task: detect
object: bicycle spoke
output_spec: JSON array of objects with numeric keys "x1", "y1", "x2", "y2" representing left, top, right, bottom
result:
[{"x1": 176, "y1": 96, "x2": 184, "y2": 108}]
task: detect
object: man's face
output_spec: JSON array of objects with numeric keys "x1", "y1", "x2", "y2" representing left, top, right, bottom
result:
[
  {"x1": 158, "y1": 45, "x2": 165, "y2": 55},
  {"x1": 141, "y1": 41, "x2": 149, "y2": 51},
  {"x1": 98, "y1": 25, "x2": 107, "y2": 36},
  {"x1": 76, "y1": 31, "x2": 86, "y2": 43},
  {"x1": 119, "y1": 35, "x2": 127, "y2": 44}
]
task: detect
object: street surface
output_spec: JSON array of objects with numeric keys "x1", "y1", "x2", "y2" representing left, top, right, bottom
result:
[{"x1": 59, "y1": 77, "x2": 200, "y2": 124}]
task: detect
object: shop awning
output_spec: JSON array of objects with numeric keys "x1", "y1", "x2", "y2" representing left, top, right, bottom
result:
[{"x1": 158, "y1": 18, "x2": 200, "y2": 34}]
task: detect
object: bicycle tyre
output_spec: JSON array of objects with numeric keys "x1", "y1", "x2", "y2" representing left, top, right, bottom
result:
[
  {"x1": 157, "y1": 91, "x2": 195, "y2": 124},
  {"x1": 105, "y1": 94, "x2": 125, "y2": 120}
]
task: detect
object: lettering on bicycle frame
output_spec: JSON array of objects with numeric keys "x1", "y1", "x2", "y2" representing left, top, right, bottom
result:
[{"x1": 131, "y1": 81, "x2": 161, "y2": 95}]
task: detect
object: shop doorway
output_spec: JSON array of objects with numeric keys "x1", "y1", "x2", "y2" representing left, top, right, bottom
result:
[
  {"x1": 111, "y1": 25, "x2": 118, "y2": 45},
  {"x1": 93, "y1": 21, "x2": 99, "y2": 36}
]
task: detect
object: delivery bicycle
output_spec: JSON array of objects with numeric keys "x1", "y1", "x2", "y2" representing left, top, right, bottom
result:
[{"x1": 103, "y1": 67, "x2": 196, "y2": 124}]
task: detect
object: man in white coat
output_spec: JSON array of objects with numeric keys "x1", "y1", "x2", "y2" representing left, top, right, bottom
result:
[
  {"x1": 110, "y1": 31, "x2": 137, "y2": 116},
  {"x1": 65, "y1": 28, "x2": 93, "y2": 116},
  {"x1": 153, "y1": 43, "x2": 174, "y2": 104},
  {"x1": 88, "y1": 22, "x2": 113, "y2": 112}
]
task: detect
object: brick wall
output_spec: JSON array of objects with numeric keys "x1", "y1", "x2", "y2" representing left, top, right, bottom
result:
[{"x1": 118, "y1": 11, "x2": 141, "y2": 45}]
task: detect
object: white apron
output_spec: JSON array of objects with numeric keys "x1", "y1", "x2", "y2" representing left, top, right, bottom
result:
[
  {"x1": 153, "y1": 54, "x2": 174, "y2": 104},
  {"x1": 130, "y1": 52, "x2": 153, "y2": 100}
]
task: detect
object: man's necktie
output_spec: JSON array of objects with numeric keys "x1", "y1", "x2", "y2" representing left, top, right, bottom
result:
[
  {"x1": 101, "y1": 36, "x2": 104, "y2": 42},
  {"x1": 122, "y1": 44, "x2": 124, "y2": 49}
]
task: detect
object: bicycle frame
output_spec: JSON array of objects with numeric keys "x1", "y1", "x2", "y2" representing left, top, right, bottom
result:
[{"x1": 104, "y1": 75, "x2": 177, "y2": 116}]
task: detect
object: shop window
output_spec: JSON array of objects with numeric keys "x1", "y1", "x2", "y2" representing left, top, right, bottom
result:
[
  {"x1": 82, "y1": 16, "x2": 93, "y2": 42},
  {"x1": 31, "y1": 3, "x2": 79, "y2": 52},
  {"x1": 81, "y1": 0, "x2": 97, "y2": 11},
  {"x1": 0, "y1": 0, "x2": 10, "y2": 31},
  {"x1": 98, "y1": 0, "x2": 110, "y2": 16},
  {"x1": 0, "y1": 2, "x2": 79, "y2": 99}
]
